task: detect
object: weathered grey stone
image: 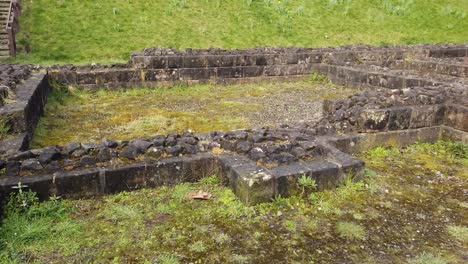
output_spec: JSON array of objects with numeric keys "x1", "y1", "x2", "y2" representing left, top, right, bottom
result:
[
  {"x1": 72, "y1": 149, "x2": 88, "y2": 158},
  {"x1": 291, "y1": 147, "x2": 306, "y2": 158},
  {"x1": 132, "y1": 139, "x2": 152, "y2": 152},
  {"x1": 358, "y1": 109, "x2": 390, "y2": 132},
  {"x1": 80, "y1": 155, "x2": 96, "y2": 166},
  {"x1": 66, "y1": 142, "x2": 81, "y2": 154},
  {"x1": 8, "y1": 150, "x2": 34, "y2": 161},
  {"x1": 152, "y1": 136, "x2": 166, "y2": 147},
  {"x1": 273, "y1": 152, "x2": 296, "y2": 164},
  {"x1": 6, "y1": 160, "x2": 20, "y2": 176},
  {"x1": 166, "y1": 145, "x2": 183, "y2": 156},
  {"x1": 63, "y1": 159, "x2": 76, "y2": 167},
  {"x1": 146, "y1": 147, "x2": 163, "y2": 159},
  {"x1": 21, "y1": 159, "x2": 43, "y2": 171},
  {"x1": 96, "y1": 147, "x2": 112, "y2": 162},
  {"x1": 45, "y1": 161, "x2": 61, "y2": 171},
  {"x1": 120, "y1": 145, "x2": 142, "y2": 160},
  {"x1": 249, "y1": 147, "x2": 266, "y2": 161},
  {"x1": 101, "y1": 138, "x2": 119, "y2": 148},
  {"x1": 236, "y1": 141, "x2": 252, "y2": 153},
  {"x1": 81, "y1": 143, "x2": 98, "y2": 151},
  {"x1": 388, "y1": 107, "x2": 412, "y2": 130},
  {"x1": 38, "y1": 148, "x2": 61, "y2": 164}
]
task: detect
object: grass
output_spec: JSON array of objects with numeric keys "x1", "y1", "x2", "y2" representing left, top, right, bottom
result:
[
  {"x1": 0, "y1": 119, "x2": 10, "y2": 141},
  {"x1": 31, "y1": 79, "x2": 354, "y2": 147},
  {"x1": 10, "y1": 0, "x2": 468, "y2": 64},
  {"x1": 0, "y1": 141, "x2": 466, "y2": 263}
]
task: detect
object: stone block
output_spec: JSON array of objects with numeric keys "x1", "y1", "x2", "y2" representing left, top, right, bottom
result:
[
  {"x1": 76, "y1": 72, "x2": 96, "y2": 84},
  {"x1": 409, "y1": 105, "x2": 445, "y2": 129},
  {"x1": 145, "y1": 69, "x2": 179, "y2": 82},
  {"x1": 388, "y1": 107, "x2": 412, "y2": 130},
  {"x1": 145, "y1": 157, "x2": 184, "y2": 187},
  {"x1": 183, "y1": 56, "x2": 208, "y2": 68},
  {"x1": 145, "y1": 56, "x2": 168, "y2": 69},
  {"x1": 386, "y1": 75, "x2": 404, "y2": 89},
  {"x1": 104, "y1": 163, "x2": 150, "y2": 193},
  {"x1": 235, "y1": 55, "x2": 256, "y2": 66},
  {"x1": 444, "y1": 104, "x2": 468, "y2": 132},
  {"x1": 272, "y1": 163, "x2": 310, "y2": 197},
  {"x1": 179, "y1": 68, "x2": 215, "y2": 80},
  {"x1": 230, "y1": 163, "x2": 275, "y2": 205},
  {"x1": 54, "y1": 169, "x2": 100, "y2": 198},
  {"x1": 206, "y1": 55, "x2": 235, "y2": 67},
  {"x1": 301, "y1": 160, "x2": 341, "y2": 190},
  {"x1": 167, "y1": 56, "x2": 183, "y2": 68},
  {"x1": 242, "y1": 66, "x2": 264, "y2": 77},
  {"x1": 217, "y1": 67, "x2": 243, "y2": 79},
  {"x1": 358, "y1": 109, "x2": 390, "y2": 132},
  {"x1": 180, "y1": 153, "x2": 218, "y2": 182}
]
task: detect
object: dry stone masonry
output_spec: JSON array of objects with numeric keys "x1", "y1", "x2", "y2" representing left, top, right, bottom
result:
[{"x1": 0, "y1": 43, "x2": 467, "y2": 205}]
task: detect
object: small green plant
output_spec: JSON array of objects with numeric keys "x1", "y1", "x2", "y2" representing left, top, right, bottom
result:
[
  {"x1": 5, "y1": 182, "x2": 39, "y2": 215},
  {"x1": 0, "y1": 118, "x2": 10, "y2": 140},
  {"x1": 157, "y1": 254, "x2": 181, "y2": 264},
  {"x1": 214, "y1": 232, "x2": 231, "y2": 245},
  {"x1": 447, "y1": 225, "x2": 468, "y2": 243},
  {"x1": 308, "y1": 72, "x2": 330, "y2": 84},
  {"x1": 188, "y1": 241, "x2": 207, "y2": 253},
  {"x1": 409, "y1": 252, "x2": 448, "y2": 264},
  {"x1": 367, "y1": 146, "x2": 399, "y2": 159},
  {"x1": 297, "y1": 175, "x2": 317, "y2": 197},
  {"x1": 231, "y1": 254, "x2": 250, "y2": 263},
  {"x1": 283, "y1": 220, "x2": 297, "y2": 232},
  {"x1": 335, "y1": 221, "x2": 365, "y2": 240}
]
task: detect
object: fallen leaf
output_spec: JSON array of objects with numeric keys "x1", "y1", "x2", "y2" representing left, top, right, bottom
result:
[{"x1": 187, "y1": 190, "x2": 212, "y2": 200}]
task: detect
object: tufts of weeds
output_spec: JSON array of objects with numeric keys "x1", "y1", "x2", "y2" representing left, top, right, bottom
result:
[
  {"x1": 297, "y1": 175, "x2": 317, "y2": 197},
  {"x1": 409, "y1": 252, "x2": 448, "y2": 264},
  {"x1": 157, "y1": 254, "x2": 181, "y2": 264},
  {"x1": 308, "y1": 72, "x2": 331, "y2": 84},
  {"x1": 0, "y1": 186, "x2": 79, "y2": 263},
  {"x1": 382, "y1": 0, "x2": 414, "y2": 16},
  {"x1": 335, "y1": 221, "x2": 366, "y2": 240},
  {"x1": 188, "y1": 241, "x2": 207, "y2": 253},
  {"x1": 0, "y1": 118, "x2": 10, "y2": 140},
  {"x1": 440, "y1": 5, "x2": 466, "y2": 20},
  {"x1": 447, "y1": 225, "x2": 468, "y2": 243}
]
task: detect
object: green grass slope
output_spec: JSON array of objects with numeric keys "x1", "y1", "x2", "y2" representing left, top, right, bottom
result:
[{"x1": 14, "y1": 0, "x2": 468, "y2": 64}]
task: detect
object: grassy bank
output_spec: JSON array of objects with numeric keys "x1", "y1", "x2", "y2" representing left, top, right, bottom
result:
[
  {"x1": 13, "y1": 0, "x2": 468, "y2": 64},
  {"x1": 1, "y1": 141, "x2": 467, "y2": 263}
]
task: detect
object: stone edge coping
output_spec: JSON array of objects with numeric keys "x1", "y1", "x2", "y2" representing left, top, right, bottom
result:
[
  {"x1": 2, "y1": 126, "x2": 467, "y2": 205},
  {"x1": 0, "y1": 137, "x2": 363, "y2": 205}
]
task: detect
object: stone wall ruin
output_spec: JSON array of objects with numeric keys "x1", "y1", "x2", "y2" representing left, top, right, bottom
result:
[{"x1": 0, "y1": 43, "x2": 467, "y2": 205}]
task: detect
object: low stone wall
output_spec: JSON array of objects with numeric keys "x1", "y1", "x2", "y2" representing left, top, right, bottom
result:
[
  {"x1": 47, "y1": 44, "x2": 468, "y2": 89},
  {"x1": 0, "y1": 72, "x2": 50, "y2": 155}
]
